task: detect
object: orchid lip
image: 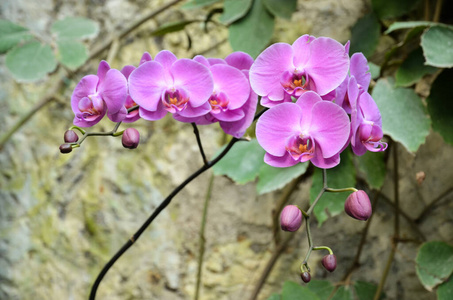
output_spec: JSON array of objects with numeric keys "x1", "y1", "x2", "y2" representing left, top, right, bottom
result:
[
  {"x1": 285, "y1": 134, "x2": 315, "y2": 161},
  {"x1": 209, "y1": 92, "x2": 229, "y2": 114},
  {"x1": 162, "y1": 88, "x2": 190, "y2": 113},
  {"x1": 280, "y1": 71, "x2": 309, "y2": 96}
]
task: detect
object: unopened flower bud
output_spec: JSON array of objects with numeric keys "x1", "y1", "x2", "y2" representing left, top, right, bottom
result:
[
  {"x1": 344, "y1": 190, "x2": 372, "y2": 221},
  {"x1": 322, "y1": 254, "x2": 337, "y2": 272},
  {"x1": 122, "y1": 128, "x2": 140, "y2": 149},
  {"x1": 59, "y1": 143, "x2": 73, "y2": 154},
  {"x1": 64, "y1": 130, "x2": 79, "y2": 143},
  {"x1": 280, "y1": 205, "x2": 302, "y2": 232},
  {"x1": 301, "y1": 271, "x2": 311, "y2": 283}
]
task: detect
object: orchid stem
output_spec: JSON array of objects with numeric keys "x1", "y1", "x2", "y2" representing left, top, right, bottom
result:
[{"x1": 192, "y1": 123, "x2": 208, "y2": 166}]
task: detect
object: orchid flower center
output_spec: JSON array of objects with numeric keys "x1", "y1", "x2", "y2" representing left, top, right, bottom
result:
[
  {"x1": 163, "y1": 88, "x2": 189, "y2": 113},
  {"x1": 209, "y1": 92, "x2": 229, "y2": 114},
  {"x1": 280, "y1": 70, "x2": 309, "y2": 97},
  {"x1": 77, "y1": 95, "x2": 104, "y2": 121},
  {"x1": 359, "y1": 121, "x2": 388, "y2": 152},
  {"x1": 285, "y1": 134, "x2": 315, "y2": 161}
]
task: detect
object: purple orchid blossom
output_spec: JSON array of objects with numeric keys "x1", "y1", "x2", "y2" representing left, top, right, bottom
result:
[
  {"x1": 350, "y1": 91, "x2": 388, "y2": 155},
  {"x1": 128, "y1": 50, "x2": 214, "y2": 121},
  {"x1": 250, "y1": 35, "x2": 350, "y2": 108},
  {"x1": 71, "y1": 60, "x2": 128, "y2": 127},
  {"x1": 108, "y1": 52, "x2": 153, "y2": 123},
  {"x1": 324, "y1": 52, "x2": 371, "y2": 114},
  {"x1": 256, "y1": 91, "x2": 350, "y2": 169}
]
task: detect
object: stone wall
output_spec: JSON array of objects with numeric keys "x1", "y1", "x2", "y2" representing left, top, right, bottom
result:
[{"x1": 1, "y1": 0, "x2": 452, "y2": 300}]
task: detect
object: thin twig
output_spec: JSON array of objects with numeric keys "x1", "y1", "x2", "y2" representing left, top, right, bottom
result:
[
  {"x1": 433, "y1": 0, "x2": 443, "y2": 22},
  {"x1": 414, "y1": 188, "x2": 453, "y2": 224},
  {"x1": 192, "y1": 123, "x2": 208, "y2": 165},
  {"x1": 374, "y1": 143, "x2": 400, "y2": 300},
  {"x1": 194, "y1": 173, "x2": 215, "y2": 300}
]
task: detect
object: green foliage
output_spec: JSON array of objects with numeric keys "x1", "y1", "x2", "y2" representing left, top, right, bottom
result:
[
  {"x1": 219, "y1": 0, "x2": 253, "y2": 25},
  {"x1": 281, "y1": 281, "x2": 320, "y2": 300},
  {"x1": 257, "y1": 162, "x2": 308, "y2": 195},
  {"x1": 372, "y1": 77, "x2": 431, "y2": 153},
  {"x1": 355, "y1": 151, "x2": 386, "y2": 190},
  {"x1": 354, "y1": 281, "x2": 382, "y2": 299},
  {"x1": 228, "y1": 0, "x2": 275, "y2": 58},
  {"x1": 310, "y1": 151, "x2": 356, "y2": 226},
  {"x1": 371, "y1": 0, "x2": 421, "y2": 19},
  {"x1": 5, "y1": 41, "x2": 57, "y2": 82},
  {"x1": 416, "y1": 241, "x2": 453, "y2": 291},
  {"x1": 349, "y1": 13, "x2": 381, "y2": 58},
  {"x1": 427, "y1": 69, "x2": 453, "y2": 145},
  {"x1": 330, "y1": 286, "x2": 353, "y2": 300},
  {"x1": 56, "y1": 40, "x2": 89, "y2": 70},
  {"x1": 0, "y1": 19, "x2": 33, "y2": 54},
  {"x1": 437, "y1": 275, "x2": 453, "y2": 300},
  {"x1": 51, "y1": 17, "x2": 99, "y2": 40},
  {"x1": 384, "y1": 21, "x2": 439, "y2": 34},
  {"x1": 182, "y1": 0, "x2": 221, "y2": 9},
  {"x1": 266, "y1": 294, "x2": 281, "y2": 300},
  {"x1": 395, "y1": 47, "x2": 437, "y2": 87},
  {"x1": 151, "y1": 20, "x2": 197, "y2": 36},
  {"x1": 306, "y1": 280, "x2": 334, "y2": 299},
  {"x1": 421, "y1": 26, "x2": 453, "y2": 68},
  {"x1": 262, "y1": 0, "x2": 297, "y2": 20},
  {"x1": 368, "y1": 62, "x2": 381, "y2": 79}
]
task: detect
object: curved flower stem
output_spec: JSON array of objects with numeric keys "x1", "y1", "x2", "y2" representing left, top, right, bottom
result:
[
  {"x1": 192, "y1": 123, "x2": 208, "y2": 165},
  {"x1": 88, "y1": 107, "x2": 267, "y2": 300},
  {"x1": 195, "y1": 173, "x2": 215, "y2": 300},
  {"x1": 325, "y1": 187, "x2": 358, "y2": 193}
]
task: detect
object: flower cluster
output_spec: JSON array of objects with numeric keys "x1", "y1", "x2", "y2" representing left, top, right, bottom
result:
[
  {"x1": 71, "y1": 51, "x2": 257, "y2": 139},
  {"x1": 253, "y1": 35, "x2": 387, "y2": 169}
]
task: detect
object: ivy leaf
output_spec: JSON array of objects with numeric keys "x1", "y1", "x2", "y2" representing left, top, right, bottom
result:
[
  {"x1": 266, "y1": 294, "x2": 281, "y2": 300},
  {"x1": 182, "y1": 0, "x2": 221, "y2": 9},
  {"x1": 384, "y1": 21, "x2": 439, "y2": 34},
  {"x1": 228, "y1": 0, "x2": 275, "y2": 58},
  {"x1": 354, "y1": 281, "x2": 382, "y2": 300},
  {"x1": 306, "y1": 280, "x2": 334, "y2": 299},
  {"x1": 416, "y1": 241, "x2": 453, "y2": 291},
  {"x1": 372, "y1": 77, "x2": 430, "y2": 153},
  {"x1": 212, "y1": 139, "x2": 265, "y2": 184},
  {"x1": 5, "y1": 41, "x2": 57, "y2": 82},
  {"x1": 281, "y1": 281, "x2": 320, "y2": 300},
  {"x1": 371, "y1": 0, "x2": 421, "y2": 19},
  {"x1": 0, "y1": 19, "x2": 33, "y2": 54},
  {"x1": 355, "y1": 151, "x2": 386, "y2": 190},
  {"x1": 56, "y1": 39, "x2": 88, "y2": 70},
  {"x1": 310, "y1": 151, "x2": 356, "y2": 226},
  {"x1": 262, "y1": 0, "x2": 297, "y2": 20},
  {"x1": 331, "y1": 286, "x2": 353, "y2": 300},
  {"x1": 437, "y1": 275, "x2": 453, "y2": 300},
  {"x1": 349, "y1": 13, "x2": 381, "y2": 58},
  {"x1": 427, "y1": 69, "x2": 453, "y2": 145},
  {"x1": 51, "y1": 17, "x2": 99, "y2": 40},
  {"x1": 368, "y1": 62, "x2": 380, "y2": 80},
  {"x1": 395, "y1": 47, "x2": 437, "y2": 87},
  {"x1": 219, "y1": 0, "x2": 253, "y2": 25},
  {"x1": 257, "y1": 162, "x2": 308, "y2": 195},
  {"x1": 421, "y1": 26, "x2": 453, "y2": 68},
  {"x1": 151, "y1": 20, "x2": 197, "y2": 36}
]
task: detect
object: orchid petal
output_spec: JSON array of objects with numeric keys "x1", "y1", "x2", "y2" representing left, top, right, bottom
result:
[
  {"x1": 140, "y1": 52, "x2": 152, "y2": 65},
  {"x1": 139, "y1": 103, "x2": 167, "y2": 121},
  {"x1": 292, "y1": 34, "x2": 316, "y2": 68},
  {"x1": 264, "y1": 152, "x2": 299, "y2": 168},
  {"x1": 295, "y1": 91, "x2": 322, "y2": 130},
  {"x1": 71, "y1": 75, "x2": 99, "y2": 113},
  {"x1": 225, "y1": 51, "x2": 254, "y2": 71},
  {"x1": 193, "y1": 55, "x2": 210, "y2": 67},
  {"x1": 120, "y1": 65, "x2": 136, "y2": 79},
  {"x1": 359, "y1": 92, "x2": 382, "y2": 126},
  {"x1": 211, "y1": 64, "x2": 250, "y2": 110},
  {"x1": 108, "y1": 106, "x2": 127, "y2": 122},
  {"x1": 350, "y1": 53, "x2": 371, "y2": 91},
  {"x1": 100, "y1": 69, "x2": 127, "y2": 114},
  {"x1": 97, "y1": 60, "x2": 110, "y2": 84},
  {"x1": 175, "y1": 101, "x2": 211, "y2": 119},
  {"x1": 207, "y1": 58, "x2": 226, "y2": 66}
]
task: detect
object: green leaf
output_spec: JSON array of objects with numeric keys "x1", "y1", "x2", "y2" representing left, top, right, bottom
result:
[
  {"x1": 266, "y1": 294, "x2": 281, "y2": 300},
  {"x1": 257, "y1": 162, "x2": 308, "y2": 195},
  {"x1": 310, "y1": 151, "x2": 356, "y2": 226},
  {"x1": 438, "y1": 276, "x2": 453, "y2": 300},
  {"x1": 281, "y1": 281, "x2": 320, "y2": 300},
  {"x1": 228, "y1": 0, "x2": 275, "y2": 58},
  {"x1": 56, "y1": 39, "x2": 88, "y2": 70},
  {"x1": 372, "y1": 77, "x2": 430, "y2": 153},
  {"x1": 384, "y1": 21, "x2": 439, "y2": 34},
  {"x1": 368, "y1": 62, "x2": 380, "y2": 80},
  {"x1": 331, "y1": 286, "x2": 353, "y2": 300},
  {"x1": 5, "y1": 41, "x2": 57, "y2": 82},
  {"x1": 182, "y1": 0, "x2": 221, "y2": 9},
  {"x1": 371, "y1": 0, "x2": 421, "y2": 19},
  {"x1": 0, "y1": 19, "x2": 33, "y2": 54},
  {"x1": 306, "y1": 280, "x2": 334, "y2": 299},
  {"x1": 395, "y1": 47, "x2": 437, "y2": 87},
  {"x1": 151, "y1": 20, "x2": 197, "y2": 36},
  {"x1": 427, "y1": 69, "x2": 453, "y2": 145},
  {"x1": 262, "y1": 0, "x2": 297, "y2": 19},
  {"x1": 51, "y1": 17, "x2": 99, "y2": 40},
  {"x1": 416, "y1": 241, "x2": 453, "y2": 291},
  {"x1": 354, "y1": 281, "x2": 381, "y2": 300},
  {"x1": 349, "y1": 13, "x2": 381, "y2": 58},
  {"x1": 421, "y1": 26, "x2": 453, "y2": 68},
  {"x1": 219, "y1": 0, "x2": 253, "y2": 25},
  {"x1": 355, "y1": 151, "x2": 386, "y2": 189},
  {"x1": 212, "y1": 139, "x2": 265, "y2": 184}
]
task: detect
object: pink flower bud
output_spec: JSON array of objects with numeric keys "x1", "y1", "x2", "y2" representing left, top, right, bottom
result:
[
  {"x1": 64, "y1": 130, "x2": 79, "y2": 143},
  {"x1": 322, "y1": 254, "x2": 336, "y2": 272},
  {"x1": 280, "y1": 205, "x2": 302, "y2": 232},
  {"x1": 122, "y1": 128, "x2": 140, "y2": 149},
  {"x1": 344, "y1": 190, "x2": 372, "y2": 221},
  {"x1": 59, "y1": 143, "x2": 73, "y2": 154},
  {"x1": 301, "y1": 271, "x2": 311, "y2": 283}
]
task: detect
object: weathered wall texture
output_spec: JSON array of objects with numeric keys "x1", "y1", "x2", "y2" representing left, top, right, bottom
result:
[{"x1": 1, "y1": 1, "x2": 452, "y2": 300}]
